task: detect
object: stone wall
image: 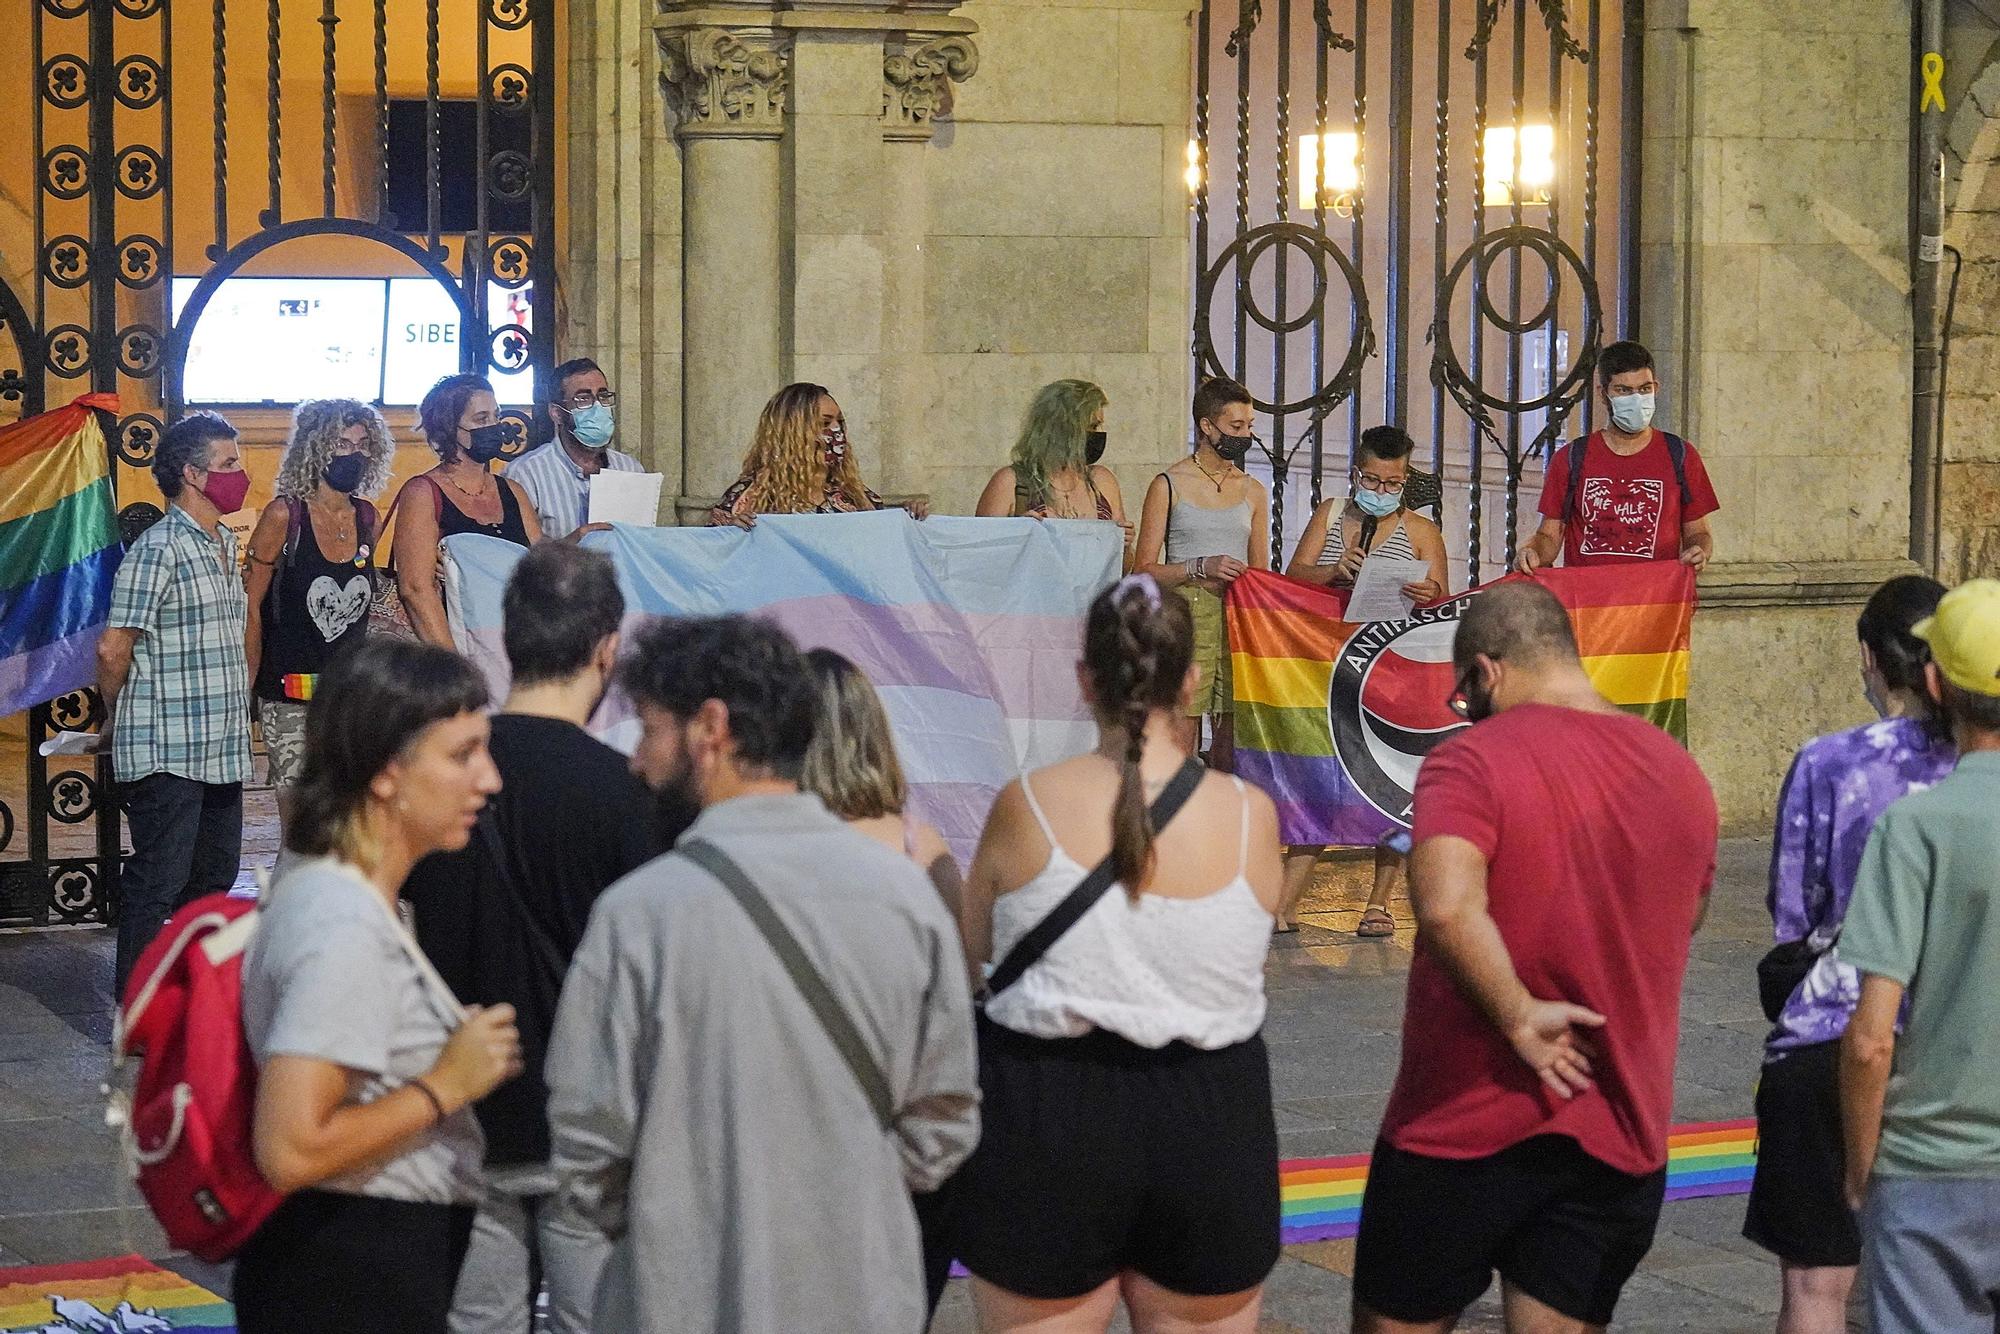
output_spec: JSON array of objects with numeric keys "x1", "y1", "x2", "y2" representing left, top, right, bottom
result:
[{"x1": 1641, "y1": 0, "x2": 1919, "y2": 831}]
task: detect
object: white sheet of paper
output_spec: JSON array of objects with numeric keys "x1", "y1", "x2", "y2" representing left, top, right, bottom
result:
[
  {"x1": 39, "y1": 730, "x2": 106, "y2": 758},
  {"x1": 1346, "y1": 554, "x2": 1433, "y2": 623},
  {"x1": 588, "y1": 471, "x2": 664, "y2": 527}
]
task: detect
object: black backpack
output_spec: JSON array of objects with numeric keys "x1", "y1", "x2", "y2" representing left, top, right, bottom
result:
[{"x1": 1564, "y1": 431, "x2": 1691, "y2": 527}]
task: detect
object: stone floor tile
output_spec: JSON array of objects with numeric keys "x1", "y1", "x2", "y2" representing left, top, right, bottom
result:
[{"x1": 0, "y1": 1206, "x2": 170, "y2": 1264}]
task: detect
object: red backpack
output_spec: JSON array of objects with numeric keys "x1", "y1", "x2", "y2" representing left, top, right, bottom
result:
[{"x1": 111, "y1": 892, "x2": 284, "y2": 1261}]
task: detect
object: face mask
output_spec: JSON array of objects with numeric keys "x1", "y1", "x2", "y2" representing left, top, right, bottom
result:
[
  {"x1": 1459, "y1": 672, "x2": 1496, "y2": 723},
  {"x1": 1608, "y1": 392, "x2": 1655, "y2": 434},
  {"x1": 822, "y1": 426, "x2": 847, "y2": 469},
  {"x1": 197, "y1": 467, "x2": 250, "y2": 514},
  {"x1": 465, "y1": 423, "x2": 511, "y2": 464},
  {"x1": 1211, "y1": 431, "x2": 1253, "y2": 465},
  {"x1": 1354, "y1": 486, "x2": 1401, "y2": 518},
  {"x1": 324, "y1": 454, "x2": 366, "y2": 494},
  {"x1": 566, "y1": 403, "x2": 615, "y2": 450},
  {"x1": 1862, "y1": 669, "x2": 1890, "y2": 720},
  {"x1": 1084, "y1": 430, "x2": 1107, "y2": 466}
]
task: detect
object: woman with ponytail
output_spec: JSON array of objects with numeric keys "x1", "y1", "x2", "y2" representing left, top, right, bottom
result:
[
  {"x1": 952, "y1": 573, "x2": 1284, "y2": 1333},
  {"x1": 1743, "y1": 574, "x2": 1953, "y2": 1334},
  {"x1": 235, "y1": 638, "x2": 523, "y2": 1333}
]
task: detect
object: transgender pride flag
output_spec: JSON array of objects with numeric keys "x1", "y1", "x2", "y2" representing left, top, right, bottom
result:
[
  {"x1": 443, "y1": 512, "x2": 1123, "y2": 861},
  {"x1": 0, "y1": 392, "x2": 121, "y2": 717}
]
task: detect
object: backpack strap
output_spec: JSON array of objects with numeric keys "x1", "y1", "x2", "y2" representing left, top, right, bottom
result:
[
  {"x1": 1662, "y1": 432, "x2": 1693, "y2": 509},
  {"x1": 268, "y1": 498, "x2": 305, "y2": 628},
  {"x1": 679, "y1": 838, "x2": 896, "y2": 1131},
  {"x1": 1564, "y1": 433, "x2": 1588, "y2": 529},
  {"x1": 983, "y1": 757, "x2": 1206, "y2": 1001}
]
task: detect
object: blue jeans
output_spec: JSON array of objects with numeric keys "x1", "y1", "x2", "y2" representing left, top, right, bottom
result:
[
  {"x1": 1863, "y1": 1174, "x2": 2000, "y2": 1334},
  {"x1": 116, "y1": 773, "x2": 242, "y2": 995}
]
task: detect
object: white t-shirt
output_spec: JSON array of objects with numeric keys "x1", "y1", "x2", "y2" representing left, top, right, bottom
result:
[{"x1": 242, "y1": 857, "x2": 484, "y2": 1204}]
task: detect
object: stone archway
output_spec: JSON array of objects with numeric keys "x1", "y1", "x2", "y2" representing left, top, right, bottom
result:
[{"x1": 1939, "y1": 60, "x2": 2000, "y2": 579}]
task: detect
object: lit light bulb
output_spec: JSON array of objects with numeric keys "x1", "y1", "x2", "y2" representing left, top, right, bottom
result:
[{"x1": 1184, "y1": 139, "x2": 1203, "y2": 196}]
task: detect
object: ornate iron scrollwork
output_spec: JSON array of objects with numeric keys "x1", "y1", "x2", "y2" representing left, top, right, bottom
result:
[
  {"x1": 116, "y1": 235, "x2": 164, "y2": 288},
  {"x1": 41, "y1": 55, "x2": 92, "y2": 110},
  {"x1": 116, "y1": 413, "x2": 163, "y2": 467},
  {"x1": 41, "y1": 146, "x2": 91, "y2": 200},
  {"x1": 488, "y1": 63, "x2": 532, "y2": 113},
  {"x1": 1192, "y1": 221, "x2": 1376, "y2": 421},
  {"x1": 44, "y1": 324, "x2": 93, "y2": 377},
  {"x1": 114, "y1": 54, "x2": 165, "y2": 109},
  {"x1": 46, "y1": 772, "x2": 100, "y2": 825},
  {"x1": 49, "y1": 688, "x2": 104, "y2": 733},
  {"x1": 115, "y1": 145, "x2": 166, "y2": 199},
  {"x1": 118, "y1": 501, "x2": 164, "y2": 546},
  {"x1": 115, "y1": 324, "x2": 164, "y2": 378},
  {"x1": 486, "y1": 237, "x2": 531, "y2": 289},
  {"x1": 48, "y1": 864, "x2": 101, "y2": 923},
  {"x1": 41, "y1": 235, "x2": 92, "y2": 290}
]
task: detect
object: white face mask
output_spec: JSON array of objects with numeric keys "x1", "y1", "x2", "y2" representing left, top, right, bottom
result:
[{"x1": 1608, "y1": 392, "x2": 1655, "y2": 434}]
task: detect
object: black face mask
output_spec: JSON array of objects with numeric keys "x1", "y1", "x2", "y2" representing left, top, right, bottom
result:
[
  {"x1": 464, "y1": 423, "x2": 512, "y2": 464},
  {"x1": 1084, "y1": 430, "x2": 1107, "y2": 466},
  {"x1": 1212, "y1": 432, "x2": 1254, "y2": 465},
  {"x1": 323, "y1": 453, "x2": 366, "y2": 494}
]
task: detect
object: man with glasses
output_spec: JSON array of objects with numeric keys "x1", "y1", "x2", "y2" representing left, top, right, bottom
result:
[
  {"x1": 1514, "y1": 339, "x2": 1718, "y2": 575},
  {"x1": 508, "y1": 356, "x2": 646, "y2": 541},
  {"x1": 1351, "y1": 580, "x2": 1718, "y2": 1334}
]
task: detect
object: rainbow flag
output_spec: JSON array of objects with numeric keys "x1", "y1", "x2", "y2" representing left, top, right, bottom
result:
[
  {"x1": 1229, "y1": 562, "x2": 1694, "y2": 847},
  {"x1": 442, "y1": 514, "x2": 1123, "y2": 863},
  {"x1": 0, "y1": 392, "x2": 121, "y2": 718},
  {"x1": 1279, "y1": 1118, "x2": 1757, "y2": 1245},
  {"x1": 0, "y1": 1253, "x2": 233, "y2": 1332}
]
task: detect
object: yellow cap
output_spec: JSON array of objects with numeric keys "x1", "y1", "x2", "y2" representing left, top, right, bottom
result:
[{"x1": 1913, "y1": 579, "x2": 2000, "y2": 698}]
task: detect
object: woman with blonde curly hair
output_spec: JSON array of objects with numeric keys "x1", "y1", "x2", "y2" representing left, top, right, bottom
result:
[
  {"x1": 974, "y1": 379, "x2": 1132, "y2": 552},
  {"x1": 708, "y1": 383, "x2": 927, "y2": 525},
  {"x1": 243, "y1": 398, "x2": 398, "y2": 829}
]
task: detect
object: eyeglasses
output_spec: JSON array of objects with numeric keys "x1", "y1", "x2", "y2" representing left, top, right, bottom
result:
[
  {"x1": 1355, "y1": 473, "x2": 1406, "y2": 495},
  {"x1": 1446, "y1": 663, "x2": 1483, "y2": 721},
  {"x1": 562, "y1": 390, "x2": 618, "y2": 410},
  {"x1": 1605, "y1": 382, "x2": 1657, "y2": 399}
]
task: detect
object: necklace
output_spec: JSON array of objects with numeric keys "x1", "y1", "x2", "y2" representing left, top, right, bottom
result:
[
  {"x1": 440, "y1": 467, "x2": 494, "y2": 504},
  {"x1": 1048, "y1": 472, "x2": 1089, "y2": 518},
  {"x1": 1193, "y1": 459, "x2": 1233, "y2": 492}
]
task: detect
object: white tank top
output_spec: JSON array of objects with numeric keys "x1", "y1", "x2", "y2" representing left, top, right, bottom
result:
[{"x1": 983, "y1": 772, "x2": 1273, "y2": 1050}]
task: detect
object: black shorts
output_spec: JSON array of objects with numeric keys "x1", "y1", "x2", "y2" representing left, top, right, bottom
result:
[
  {"x1": 951, "y1": 1013, "x2": 1281, "y2": 1300},
  {"x1": 1354, "y1": 1135, "x2": 1665, "y2": 1326},
  {"x1": 234, "y1": 1189, "x2": 475, "y2": 1333},
  {"x1": 1744, "y1": 1040, "x2": 1860, "y2": 1267}
]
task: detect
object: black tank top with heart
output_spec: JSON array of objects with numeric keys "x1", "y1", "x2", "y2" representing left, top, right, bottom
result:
[{"x1": 256, "y1": 499, "x2": 375, "y2": 701}]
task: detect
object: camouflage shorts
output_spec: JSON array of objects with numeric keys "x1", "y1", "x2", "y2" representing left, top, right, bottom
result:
[{"x1": 257, "y1": 697, "x2": 310, "y2": 789}]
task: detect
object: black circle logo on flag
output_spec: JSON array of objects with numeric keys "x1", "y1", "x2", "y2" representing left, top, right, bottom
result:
[{"x1": 1327, "y1": 596, "x2": 1472, "y2": 826}]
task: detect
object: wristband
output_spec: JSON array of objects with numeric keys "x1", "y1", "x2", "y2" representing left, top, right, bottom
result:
[{"x1": 409, "y1": 1076, "x2": 446, "y2": 1125}]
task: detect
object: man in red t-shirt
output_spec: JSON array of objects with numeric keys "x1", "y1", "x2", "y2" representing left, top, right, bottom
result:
[
  {"x1": 1352, "y1": 581, "x2": 1718, "y2": 1333},
  {"x1": 1515, "y1": 340, "x2": 1719, "y2": 574}
]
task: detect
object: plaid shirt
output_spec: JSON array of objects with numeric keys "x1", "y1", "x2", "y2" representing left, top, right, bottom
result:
[
  {"x1": 108, "y1": 505, "x2": 252, "y2": 785},
  {"x1": 504, "y1": 440, "x2": 645, "y2": 538}
]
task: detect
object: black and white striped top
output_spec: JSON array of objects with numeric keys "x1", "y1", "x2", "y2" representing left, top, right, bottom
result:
[{"x1": 1316, "y1": 503, "x2": 1418, "y2": 565}]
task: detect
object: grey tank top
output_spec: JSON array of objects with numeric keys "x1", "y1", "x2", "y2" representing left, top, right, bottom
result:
[{"x1": 1160, "y1": 474, "x2": 1253, "y2": 565}]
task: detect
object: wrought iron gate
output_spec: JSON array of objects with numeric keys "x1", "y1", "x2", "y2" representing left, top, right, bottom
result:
[
  {"x1": 2, "y1": 0, "x2": 558, "y2": 927},
  {"x1": 1191, "y1": 0, "x2": 1642, "y2": 584}
]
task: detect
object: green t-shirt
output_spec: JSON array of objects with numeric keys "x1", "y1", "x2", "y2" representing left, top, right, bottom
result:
[{"x1": 1843, "y1": 751, "x2": 2000, "y2": 1177}]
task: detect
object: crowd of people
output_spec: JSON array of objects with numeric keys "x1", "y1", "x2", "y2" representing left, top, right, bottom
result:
[{"x1": 88, "y1": 337, "x2": 2000, "y2": 1334}]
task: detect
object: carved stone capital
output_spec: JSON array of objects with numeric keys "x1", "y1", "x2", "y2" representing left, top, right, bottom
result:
[
  {"x1": 658, "y1": 28, "x2": 790, "y2": 139},
  {"x1": 882, "y1": 35, "x2": 978, "y2": 141}
]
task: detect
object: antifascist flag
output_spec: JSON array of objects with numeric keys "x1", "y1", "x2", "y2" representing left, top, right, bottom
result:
[
  {"x1": 1228, "y1": 561, "x2": 1694, "y2": 847},
  {"x1": 0, "y1": 393, "x2": 121, "y2": 717}
]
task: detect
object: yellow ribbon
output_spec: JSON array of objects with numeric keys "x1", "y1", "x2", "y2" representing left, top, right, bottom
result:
[{"x1": 1921, "y1": 52, "x2": 1946, "y2": 113}]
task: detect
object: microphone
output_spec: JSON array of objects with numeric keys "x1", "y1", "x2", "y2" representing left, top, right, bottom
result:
[{"x1": 1358, "y1": 513, "x2": 1379, "y2": 556}]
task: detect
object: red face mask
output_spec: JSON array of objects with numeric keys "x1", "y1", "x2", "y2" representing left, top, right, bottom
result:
[{"x1": 198, "y1": 467, "x2": 251, "y2": 514}]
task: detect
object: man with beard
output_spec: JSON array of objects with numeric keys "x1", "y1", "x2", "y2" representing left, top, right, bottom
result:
[
  {"x1": 404, "y1": 541, "x2": 666, "y2": 1334},
  {"x1": 1351, "y1": 581, "x2": 1718, "y2": 1334},
  {"x1": 545, "y1": 615, "x2": 979, "y2": 1334}
]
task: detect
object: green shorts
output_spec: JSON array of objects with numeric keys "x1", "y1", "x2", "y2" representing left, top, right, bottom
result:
[{"x1": 1178, "y1": 582, "x2": 1233, "y2": 718}]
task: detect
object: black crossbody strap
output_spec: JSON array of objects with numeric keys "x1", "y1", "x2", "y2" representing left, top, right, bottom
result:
[
  {"x1": 985, "y1": 758, "x2": 1207, "y2": 1000},
  {"x1": 680, "y1": 838, "x2": 895, "y2": 1131}
]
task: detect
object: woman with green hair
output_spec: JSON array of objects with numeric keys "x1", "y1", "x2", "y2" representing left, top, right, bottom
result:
[{"x1": 975, "y1": 379, "x2": 1131, "y2": 550}]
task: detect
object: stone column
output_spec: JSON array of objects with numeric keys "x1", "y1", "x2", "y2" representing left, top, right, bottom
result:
[
  {"x1": 1640, "y1": 0, "x2": 1919, "y2": 826},
  {"x1": 658, "y1": 25, "x2": 790, "y2": 498}
]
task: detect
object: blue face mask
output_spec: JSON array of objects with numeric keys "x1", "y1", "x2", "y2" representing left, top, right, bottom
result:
[
  {"x1": 566, "y1": 403, "x2": 615, "y2": 450},
  {"x1": 1608, "y1": 392, "x2": 1655, "y2": 434},
  {"x1": 1354, "y1": 486, "x2": 1401, "y2": 518}
]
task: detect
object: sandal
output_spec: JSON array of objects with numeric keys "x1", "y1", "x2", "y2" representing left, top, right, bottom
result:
[{"x1": 1357, "y1": 907, "x2": 1395, "y2": 938}]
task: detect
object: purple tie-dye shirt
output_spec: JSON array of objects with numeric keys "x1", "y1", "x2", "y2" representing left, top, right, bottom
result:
[{"x1": 1765, "y1": 715, "x2": 1955, "y2": 1054}]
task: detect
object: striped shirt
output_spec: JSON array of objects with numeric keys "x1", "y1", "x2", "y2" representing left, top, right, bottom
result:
[
  {"x1": 1317, "y1": 503, "x2": 1418, "y2": 565},
  {"x1": 505, "y1": 440, "x2": 645, "y2": 538},
  {"x1": 108, "y1": 505, "x2": 251, "y2": 785}
]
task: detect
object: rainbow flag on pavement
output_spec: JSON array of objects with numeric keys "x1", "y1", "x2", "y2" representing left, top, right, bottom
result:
[
  {"x1": 0, "y1": 393, "x2": 121, "y2": 717},
  {"x1": 1278, "y1": 1117, "x2": 1756, "y2": 1245},
  {"x1": 0, "y1": 1253, "x2": 232, "y2": 1332},
  {"x1": 1229, "y1": 562, "x2": 1695, "y2": 847}
]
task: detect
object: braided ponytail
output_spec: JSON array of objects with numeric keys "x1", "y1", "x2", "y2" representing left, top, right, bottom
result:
[{"x1": 1085, "y1": 576, "x2": 1195, "y2": 898}]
